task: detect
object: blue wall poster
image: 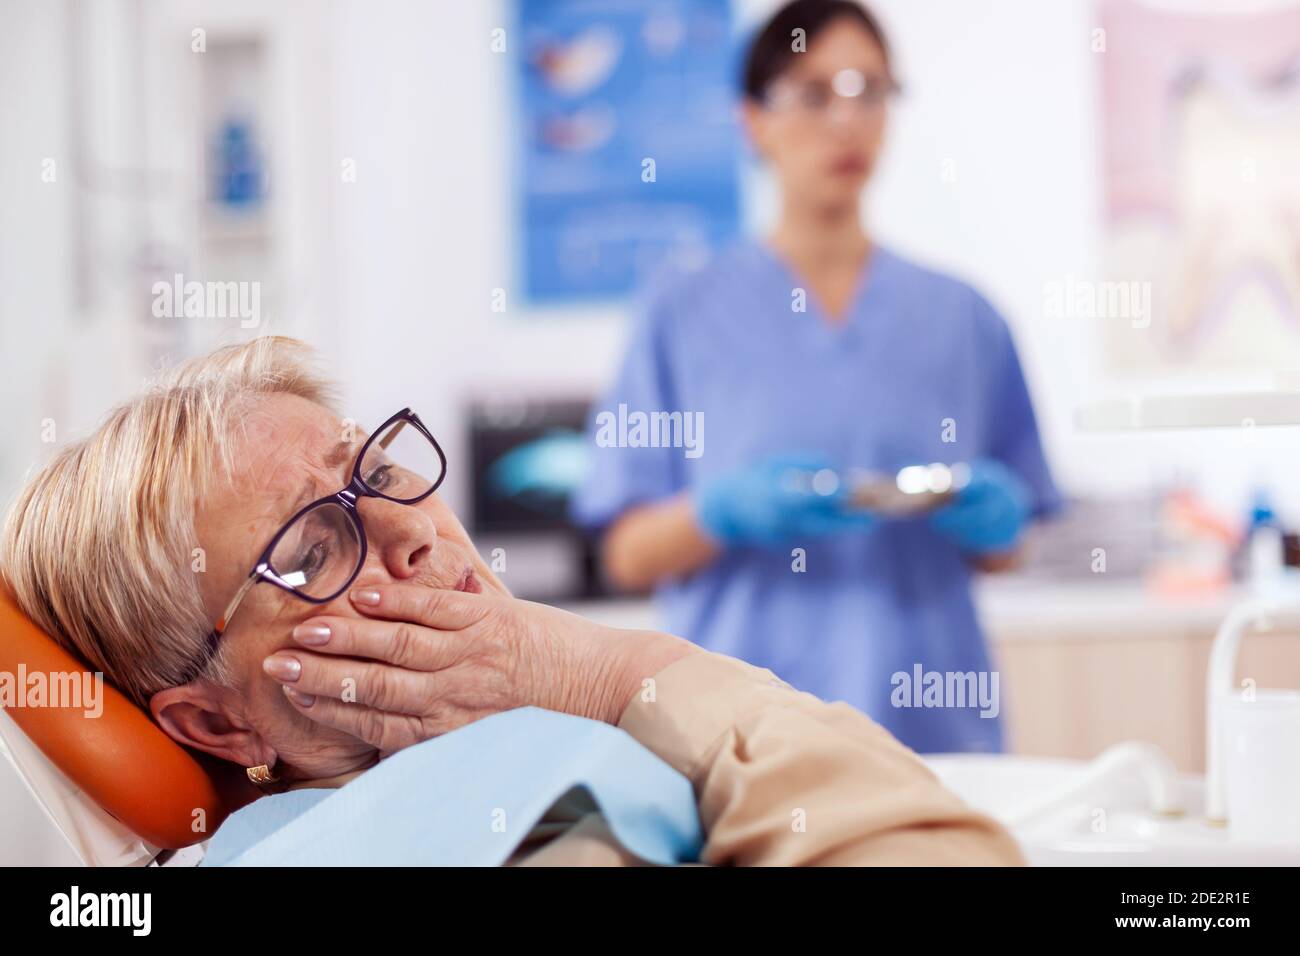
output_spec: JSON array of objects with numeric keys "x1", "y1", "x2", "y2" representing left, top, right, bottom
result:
[{"x1": 516, "y1": 0, "x2": 741, "y2": 304}]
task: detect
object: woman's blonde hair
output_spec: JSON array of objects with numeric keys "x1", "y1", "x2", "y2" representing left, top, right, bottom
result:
[{"x1": 1, "y1": 336, "x2": 338, "y2": 708}]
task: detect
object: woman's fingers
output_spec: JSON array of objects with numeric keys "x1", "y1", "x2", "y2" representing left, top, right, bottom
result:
[
  {"x1": 280, "y1": 688, "x2": 431, "y2": 753},
  {"x1": 263, "y1": 649, "x2": 443, "y2": 715},
  {"x1": 290, "y1": 614, "x2": 459, "y2": 670},
  {"x1": 349, "y1": 583, "x2": 489, "y2": 631}
]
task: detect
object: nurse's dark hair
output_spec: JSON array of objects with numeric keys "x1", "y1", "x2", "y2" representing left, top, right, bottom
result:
[{"x1": 741, "y1": 0, "x2": 892, "y2": 101}]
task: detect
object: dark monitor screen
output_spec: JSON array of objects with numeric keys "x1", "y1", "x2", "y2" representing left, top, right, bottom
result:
[{"x1": 469, "y1": 397, "x2": 593, "y2": 535}]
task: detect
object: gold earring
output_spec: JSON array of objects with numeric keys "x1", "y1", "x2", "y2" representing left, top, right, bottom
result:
[{"x1": 246, "y1": 764, "x2": 280, "y2": 786}]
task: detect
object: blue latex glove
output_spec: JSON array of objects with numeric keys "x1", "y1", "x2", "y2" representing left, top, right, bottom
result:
[
  {"x1": 929, "y1": 459, "x2": 1031, "y2": 554},
  {"x1": 694, "y1": 455, "x2": 876, "y2": 549}
]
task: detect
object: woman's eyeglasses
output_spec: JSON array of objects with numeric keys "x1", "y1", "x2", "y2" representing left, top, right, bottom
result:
[
  {"x1": 193, "y1": 408, "x2": 447, "y2": 677},
  {"x1": 764, "y1": 68, "x2": 899, "y2": 118}
]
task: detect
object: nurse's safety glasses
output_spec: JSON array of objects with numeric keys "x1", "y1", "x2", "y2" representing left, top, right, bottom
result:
[
  {"x1": 763, "y1": 67, "x2": 899, "y2": 118},
  {"x1": 195, "y1": 408, "x2": 446, "y2": 675}
]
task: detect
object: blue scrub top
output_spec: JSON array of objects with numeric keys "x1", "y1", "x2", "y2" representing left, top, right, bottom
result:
[{"x1": 572, "y1": 241, "x2": 1060, "y2": 754}]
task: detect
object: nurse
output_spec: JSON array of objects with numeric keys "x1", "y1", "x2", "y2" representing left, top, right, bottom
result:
[{"x1": 572, "y1": 0, "x2": 1060, "y2": 753}]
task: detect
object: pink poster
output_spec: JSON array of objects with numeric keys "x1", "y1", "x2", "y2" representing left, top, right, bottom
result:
[{"x1": 1099, "y1": 0, "x2": 1300, "y2": 372}]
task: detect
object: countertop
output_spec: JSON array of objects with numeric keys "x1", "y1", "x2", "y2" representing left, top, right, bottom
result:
[{"x1": 559, "y1": 579, "x2": 1299, "y2": 644}]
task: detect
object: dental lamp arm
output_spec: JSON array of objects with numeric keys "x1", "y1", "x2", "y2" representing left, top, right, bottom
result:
[{"x1": 1204, "y1": 599, "x2": 1300, "y2": 824}]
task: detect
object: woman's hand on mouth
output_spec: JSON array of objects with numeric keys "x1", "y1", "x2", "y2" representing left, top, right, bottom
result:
[{"x1": 262, "y1": 583, "x2": 698, "y2": 753}]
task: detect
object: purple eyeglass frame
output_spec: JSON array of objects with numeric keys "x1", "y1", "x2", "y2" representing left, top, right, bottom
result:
[{"x1": 196, "y1": 407, "x2": 446, "y2": 673}]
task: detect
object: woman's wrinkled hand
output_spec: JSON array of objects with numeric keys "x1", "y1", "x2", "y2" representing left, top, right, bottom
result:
[{"x1": 261, "y1": 583, "x2": 697, "y2": 754}]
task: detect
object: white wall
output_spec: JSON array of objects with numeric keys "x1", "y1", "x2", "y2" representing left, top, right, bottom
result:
[
  {"x1": 0, "y1": 0, "x2": 340, "y2": 507},
  {"x1": 0, "y1": 2, "x2": 75, "y2": 508},
  {"x1": 328, "y1": 0, "x2": 1108, "y2": 522},
  {"x1": 5, "y1": 0, "x2": 1294, "y2": 525},
  {"x1": 855, "y1": 0, "x2": 1300, "y2": 518},
  {"x1": 328, "y1": 0, "x2": 1299, "y2": 523},
  {"x1": 851, "y1": 0, "x2": 1102, "y2": 486},
  {"x1": 329, "y1": 0, "x2": 631, "y2": 517}
]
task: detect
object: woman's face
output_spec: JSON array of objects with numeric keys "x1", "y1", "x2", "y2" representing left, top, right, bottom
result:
[
  {"x1": 742, "y1": 17, "x2": 892, "y2": 212},
  {"x1": 150, "y1": 392, "x2": 508, "y2": 781}
]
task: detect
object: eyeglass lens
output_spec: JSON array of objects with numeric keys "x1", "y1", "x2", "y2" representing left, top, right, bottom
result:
[
  {"x1": 767, "y1": 68, "x2": 894, "y2": 113},
  {"x1": 268, "y1": 417, "x2": 442, "y2": 599},
  {"x1": 358, "y1": 418, "x2": 443, "y2": 503}
]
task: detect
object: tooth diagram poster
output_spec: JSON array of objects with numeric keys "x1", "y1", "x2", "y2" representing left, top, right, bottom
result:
[
  {"x1": 514, "y1": 0, "x2": 741, "y2": 304},
  {"x1": 1098, "y1": 0, "x2": 1300, "y2": 375}
]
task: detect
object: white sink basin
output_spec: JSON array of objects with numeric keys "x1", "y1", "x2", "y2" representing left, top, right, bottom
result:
[{"x1": 924, "y1": 753, "x2": 1300, "y2": 866}]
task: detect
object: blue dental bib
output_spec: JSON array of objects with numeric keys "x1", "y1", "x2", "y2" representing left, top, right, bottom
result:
[{"x1": 202, "y1": 707, "x2": 703, "y2": 866}]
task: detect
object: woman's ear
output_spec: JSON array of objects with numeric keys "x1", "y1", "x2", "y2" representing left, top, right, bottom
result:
[
  {"x1": 738, "y1": 99, "x2": 771, "y2": 159},
  {"x1": 150, "y1": 682, "x2": 272, "y2": 769}
]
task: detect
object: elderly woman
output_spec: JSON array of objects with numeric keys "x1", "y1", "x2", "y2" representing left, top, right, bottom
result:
[{"x1": 1, "y1": 337, "x2": 1021, "y2": 866}]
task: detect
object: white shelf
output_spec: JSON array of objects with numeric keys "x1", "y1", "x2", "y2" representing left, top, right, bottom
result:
[{"x1": 1074, "y1": 391, "x2": 1300, "y2": 431}]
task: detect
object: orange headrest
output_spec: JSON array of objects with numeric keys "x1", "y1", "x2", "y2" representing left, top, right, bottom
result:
[{"x1": 0, "y1": 583, "x2": 231, "y2": 849}]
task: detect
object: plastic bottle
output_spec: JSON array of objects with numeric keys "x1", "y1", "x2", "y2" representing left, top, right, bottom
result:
[{"x1": 1247, "y1": 491, "x2": 1285, "y2": 596}]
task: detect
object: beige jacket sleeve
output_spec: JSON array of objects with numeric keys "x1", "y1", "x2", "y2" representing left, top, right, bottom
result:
[{"x1": 616, "y1": 651, "x2": 1025, "y2": 866}]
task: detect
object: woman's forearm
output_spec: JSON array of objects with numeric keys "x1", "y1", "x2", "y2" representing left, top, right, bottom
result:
[
  {"x1": 600, "y1": 493, "x2": 722, "y2": 590},
  {"x1": 973, "y1": 545, "x2": 1023, "y2": 573},
  {"x1": 619, "y1": 652, "x2": 1025, "y2": 867}
]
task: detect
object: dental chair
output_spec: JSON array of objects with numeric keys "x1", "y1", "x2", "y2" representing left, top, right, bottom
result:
[{"x1": 0, "y1": 585, "x2": 242, "y2": 866}]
